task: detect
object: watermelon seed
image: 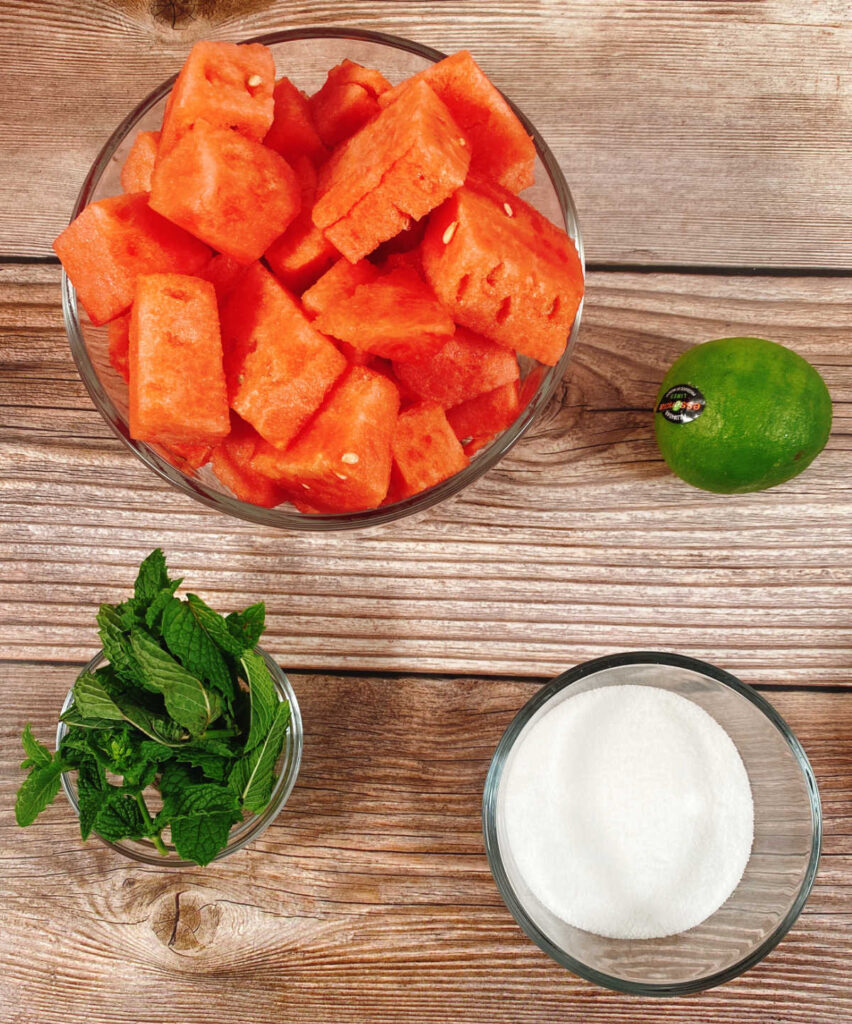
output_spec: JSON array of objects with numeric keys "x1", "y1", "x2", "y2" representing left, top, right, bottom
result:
[
  {"x1": 442, "y1": 221, "x2": 458, "y2": 245},
  {"x1": 247, "y1": 75, "x2": 263, "y2": 88},
  {"x1": 334, "y1": 472, "x2": 348, "y2": 481},
  {"x1": 458, "y1": 137, "x2": 467, "y2": 146},
  {"x1": 301, "y1": 483, "x2": 311, "y2": 490},
  {"x1": 341, "y1": 452, "x2": 359, "y2": 464},
  {"x1": 503, "y1": 203, "x2": 514, "y2": 217}
]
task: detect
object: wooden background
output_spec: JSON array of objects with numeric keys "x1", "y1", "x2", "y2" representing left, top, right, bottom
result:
[{"x1": 1, "y1": 2, "x2": 850, "y2": 1022}]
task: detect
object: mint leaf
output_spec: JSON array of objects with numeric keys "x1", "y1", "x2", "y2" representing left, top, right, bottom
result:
[
  {"x1": 76, "y1": 756, "x2": 107, "y2": 840},
  {"x1": 159, "y1": 762, "x2": 200, "y2": 797},
  {"x1": 232, "y1": 700, "x2": 291, "y2": 813},
  {"x1": 158, "y1": 783, "x2": 242, "y2": 865},
  {"x1": 73, "y1": 671, "x2": 126, "y2": 721},
  {"x1": 145, "y1": 580, "x2": 183, "y2": 631},
  {"x1": 60, "y1": 705, "x2": 125, "y2": 732},
  {"x1": 97, "y1": 604, "x2": 146, "y2": 686},
  {"x1": 240, "y1": 651, "x2": 276, "y2": 752},
  {"x1": 134, "y1": 548, "x2": 171, "y2": 605},
  {"x1": 67, "y1": 673, "x2": 188, "y2": 747},
  {"x1": 171, "y1": 747, "x2": 231, "y2": 783},
  {"x1": 161, "y1": 597, "x2": 234, "y2": 700},
  {"x1": 93, "y1": 790, "x2": 151, "y2": 842},
  {"x1": 186, "y1": 593, "x2": 247, "y2": 657},
  {"x1": 21, "y1": 724, "x2": 52, "y2": 770},
  {"x1": 15, "y1": 757, "x2": 64, "y2": 826},
  {"x1": 130, "y1": 629, "x2": 222, "y2": 737},
  {"x1": 226, "y1": 602, "x2": 266, "y2": 650}
]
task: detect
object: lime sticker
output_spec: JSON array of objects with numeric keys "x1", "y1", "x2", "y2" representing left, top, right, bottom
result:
[{"x1": 656, "y1": 384, "x2": 705, "y2": 424}]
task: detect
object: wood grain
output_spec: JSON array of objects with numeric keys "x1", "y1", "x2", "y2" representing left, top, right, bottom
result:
[
  {"x1": 1, "y1": 0, "x2": 849, "y2": 267},
  {"x1": 2, "y1": 264, "x2": 851, "y2": 684},
  {"x1": 1, "y1": 667, "x2": 849, "y2": 1024}
]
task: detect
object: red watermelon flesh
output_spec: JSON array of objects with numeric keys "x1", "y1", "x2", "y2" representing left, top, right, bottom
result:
[
  {"x1": 251, "y1": 366, "x2": 400, "y2": 512},
  {"x1": 393, "y1": 326, "x2": 519, "y2": 407},
  {"x1": 265, "y1": 155, "x2": 338, "y2": 293},
  {"x1": 211, "y1": 413, "x2": 288, "y2": 508},
  {"x1": 378, "y1": 248, "x2": 424, "y2": 278},
  {"x1": 391, "y1": 401, "x2": 469, "y2": 499},
  {"x1": 160, "y1": 441, "x2": 214, "y2": 471},
  {"x1": 129, "y1": 273, "x2": 229, "y2": 446},
  {"x1": 200, "y1": 253, "x2": 250, "y2": 307},
  {"x1": 120, "y1": 131, "x2": 160, "y2": 193},
  {"x1": 421, "y1": 181, "x2": 583, "y2": 365},
  {"x1": 370, "y1": 216, "x2": 428, "y2": 263},
  {"x1": 150, "y1": 121, "x2": 301, "y2": 264},
  {"x1": 265, "y1": 76, "x2": 328, "y2": 166},
  {"x1": 159, "y1": 41, "x2": 274, "y2": 155},
  {"x1": 445, "y1": 379, "x2": 521, "y2": 449},
  {"x1": 314, "y1": 266, "x2": 453, "y2": 362},
  {"x1": 108, "y1": 313, "x2": 131, "y2": 382},
  {"x1": 301, "y1": 257, "x2": 380, "y2": 318},
  {"x1": 335, "y1": 341, "x2": 372, "y2": 367},
  {"x1": 378, "y1": 50, "x2": 535, "y2": 194},
  {"x1": 313, "y1": 80, "x2": 470, "y2": 262},
  {"x1": 220, "y1": 262, "x2": 346, "y2": 449},
  {"x1": 309, "y1": 59, "x2": 391, "y2": 148},
  {"x1": 52, "y1": 192, "x2": 211, "y2": 326}
]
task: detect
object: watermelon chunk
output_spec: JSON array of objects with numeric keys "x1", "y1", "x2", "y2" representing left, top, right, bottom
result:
[
  {"x1": 211, "y1": 414, "x2": 287, "y2": 508},
  {"x1": 265, "y1": 76, "x2": 328, "y2": 166},
  {"x1": 301, "y1": 257, "x2": 379, "y2": 318},
  {"x1": 309, "y1": 59, "x2": 391, "y2": 147},
  {"x1": 251, "y1": 366, "x2": 400, "y2": 512},
  {"x1": 421, "y1": 181, "x2": 584, "y2": 365},
  {"x1": 445, "y1": 380, "x2": 521, "y2": 451},
  {"x1": 335, "y1": 341, "x2": 372, "y2": 367},
  {"x1": 52, "y1": 192, "x2": 211, "y2": 325},
  {"x1": 220, "y1": 262, "x2": 346, "y2": 449},
  {"x1": 160, "y1": 441, "x2": 214, "y2": 471},
  {"x1": 314, "y1": 266, "x2": 453, "y2": 362},
  {"x1": 108, "y1": 313, "x2": 130, "y2": 382},
  {"x1": 393, "y1": 326, "x2": 519, "y2": 407},
  {"x1": 129, "y1": 273, "x2": 229, "y2": 446},
  {"x1": 150, "y1": 121, "x2": 301, "y2": 264},
  {"x1": 313, "y1": 80, "x2": 470, "y2": 262},
  {"x1": 200, "y1": 253, "x2": 249, "y2": 307},
  {"x1": 379, "y1": 51, "x2": 535, "y2": 193},
  {"x1": 370, "y1": 215, "x2": 428, "y2": 263},
  {"x1": 265, "y1": 155, "x2": 338, "y2": 293},
  {"x1": 391, "y1": 401, "x2": 469, "y2": 499},
  {"x1": 159, "y1": 41, "x2": 274, "y2": 155},
  {"x1": 120, "y1": 131, "x2": 160, "y2": 193}
]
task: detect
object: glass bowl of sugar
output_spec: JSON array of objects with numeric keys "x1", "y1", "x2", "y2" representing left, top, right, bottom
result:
[{"x1": 482, "y1": 651, "x2": 821, "y2": 995}]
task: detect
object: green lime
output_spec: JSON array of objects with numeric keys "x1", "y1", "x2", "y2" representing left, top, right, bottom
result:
[{"x1": 654, "y1": 337, "x2": 831, "y2": 493}]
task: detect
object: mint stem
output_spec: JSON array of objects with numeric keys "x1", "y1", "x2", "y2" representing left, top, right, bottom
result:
[{"x1": 135, "y1": 792, "x2": 168, "y2": 856}]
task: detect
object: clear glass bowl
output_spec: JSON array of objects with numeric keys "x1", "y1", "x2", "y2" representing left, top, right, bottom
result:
[
  {"x1": 482, "y1": 652, "x2": 821, "y2": 995},
  {"x1": 56, "y1": 647, "x2": 302, "y2": 866},
  {"x1": 61, "y1": 27, "x2": 584, "y2": 530}
]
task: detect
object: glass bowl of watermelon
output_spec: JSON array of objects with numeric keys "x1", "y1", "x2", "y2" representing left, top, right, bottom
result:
[{"x1": 58, "y1": 28, "x2": 584, "y2": 529}]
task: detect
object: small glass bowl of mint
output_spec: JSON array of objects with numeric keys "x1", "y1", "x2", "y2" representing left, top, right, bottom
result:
[
  {"x1": 15, "y1": 550, "x2": 302, "y2": 867},
  {"x1": 54, "y1": 647, "x2": 302, "y2": 866}
]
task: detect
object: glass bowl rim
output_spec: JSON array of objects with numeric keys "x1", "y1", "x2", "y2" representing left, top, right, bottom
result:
[
  {"x1": 61, "y1": 25, "x2": 585, "y2": 531},
  {"x1": 56, "y1": 645, "x2": 303, "y2": 867},
  {"x1": 481, "y1": 650, "x2": 823, "y2": 996}
]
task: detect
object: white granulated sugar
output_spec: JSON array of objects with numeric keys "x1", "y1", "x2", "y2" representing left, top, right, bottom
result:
[{"x1": 502, "y1": 684, "x2": 754, "y2": 939}]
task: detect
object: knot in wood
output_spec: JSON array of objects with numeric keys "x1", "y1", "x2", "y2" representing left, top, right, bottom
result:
[{"x1": 151, "y1": 888, "x2": 222, "y2": 954}]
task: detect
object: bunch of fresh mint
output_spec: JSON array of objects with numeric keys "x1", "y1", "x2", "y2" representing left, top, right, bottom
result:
[{"x1": 15, "y1": 550, "x2": 291, "y2": 865}]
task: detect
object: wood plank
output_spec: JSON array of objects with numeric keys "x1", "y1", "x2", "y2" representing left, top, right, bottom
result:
[
  {"x1": 0, "y1": 1, "x2": 850, "y2": 266},
  {"x1": 1, "y1": 668, "x2": 848, "y2": 1023},
  {"x1": 1, "y1": 264, "x2": 851, "y2": 685}
]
